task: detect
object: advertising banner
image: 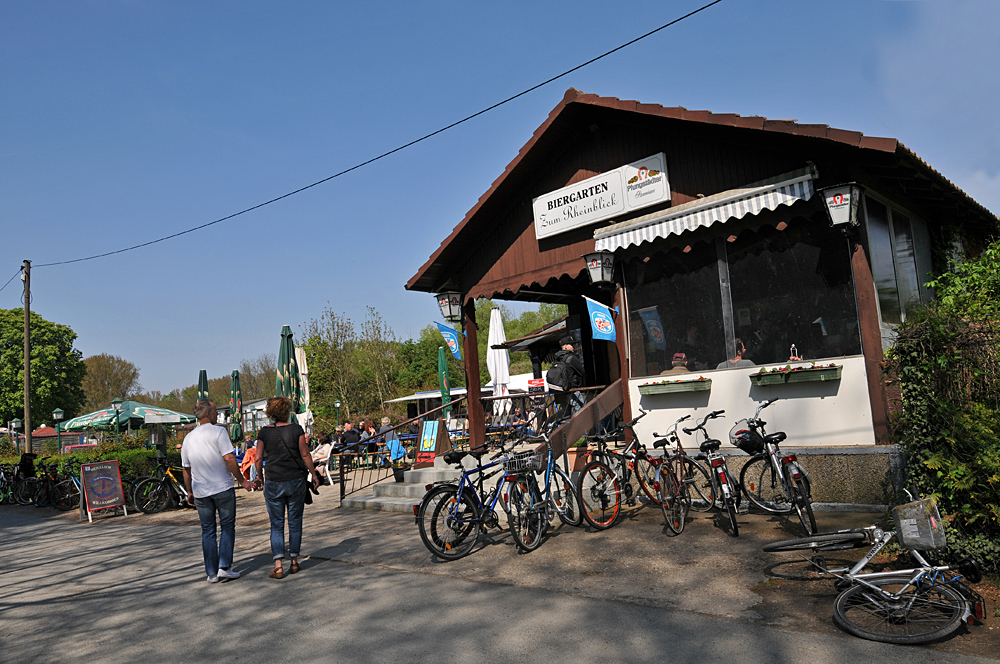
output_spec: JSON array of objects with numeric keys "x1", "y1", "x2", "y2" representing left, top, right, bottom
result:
[
  {"x1": 636, "y1": 306, "x2": 667, "y2": 351},
  {"x1": 435, "y1": 322, "x2": 462, "y2": 361},
  {"x1": 81, "y1": 460, "x2": 126, "y2": 517},
  {"x1": 584, "y1": 296, "x2": 616, "y2": 343}
]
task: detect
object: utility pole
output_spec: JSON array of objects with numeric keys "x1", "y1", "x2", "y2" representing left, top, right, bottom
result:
[{"x1": 22, "y1": 260, "x2": 31, "y2": 455}]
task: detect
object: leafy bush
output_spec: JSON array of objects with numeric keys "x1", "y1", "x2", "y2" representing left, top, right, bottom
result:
[
  {"x1": 886, "y1": 239, "x2": 1000, "y2": 573},
  {"x1": 0, "y1": 435, "x2": 16, "y2": 458}
]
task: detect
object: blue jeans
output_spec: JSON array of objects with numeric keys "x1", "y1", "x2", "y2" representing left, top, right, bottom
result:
[
  {"x1": 263, "y1": 476, "x2": 306, "y2": 560},
  {"x1": 194, "y1": 488, "x2": 236, "y2": 578}
]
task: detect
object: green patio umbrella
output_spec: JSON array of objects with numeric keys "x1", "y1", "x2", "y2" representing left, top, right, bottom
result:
[
  {"x1": 61, "y1": 402, "x2": 196, "y2": 432},
  {"x1": 230, "y1": 370, "x2": 243, "y2": 443},
  {"x1": 197, "y1": 369, "x2": 210, "y2": 402},
  {"x1": 439, "y1": 346, "x2": 451, "y2": 419},
  {"x1": 276, "y1": 325, "x2": 303, "y2": 420}
]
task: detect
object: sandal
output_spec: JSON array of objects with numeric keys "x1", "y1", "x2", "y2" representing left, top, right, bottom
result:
[
  {"x1": 289, "y1": 561, "x2": 301, "y2": 574},
  {"x1": 269, "y1": 568, "x2": 284, "y2": 579}
]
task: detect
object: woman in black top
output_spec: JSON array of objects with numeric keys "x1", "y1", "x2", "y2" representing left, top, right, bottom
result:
[{"x1": 252, "y1": 396, "x2": 319, "y2": 579}]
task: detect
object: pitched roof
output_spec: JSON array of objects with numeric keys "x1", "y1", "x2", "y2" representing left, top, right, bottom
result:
[{"x1": 407, "y1": 88, "x2": 998, "y2": 294}]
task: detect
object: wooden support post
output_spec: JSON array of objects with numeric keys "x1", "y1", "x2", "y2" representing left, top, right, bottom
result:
[
  {"x1": 462, "y1": 300, "x2": 485, "y2": 450},
  {"x1": 850, "y1": 240, "x2": 890, "y2": 444},
  {"x1": 613, "y1": 285, "x2": 632, "y2": 442}
]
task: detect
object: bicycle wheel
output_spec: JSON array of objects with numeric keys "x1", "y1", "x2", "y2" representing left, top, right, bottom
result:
[
  {"x1": 578, "y1": 460, "x2": 621, "y2": 529},
  {"x1": 634, "y1": 455, "x2": 660, "y2": 505},
  {"x1": 684, "y1": 458, "x2": 716, "y2": 511},
  {"x1": 51, "y1": 480, "x2": 80, "y2": 511},
  {"x1": 134, "y1": 478, "x2": 171, "y2": 514},
  {"x1": 551, "y1": 466, "x2": 583, "y2": 527},
  {"x1": 740, "y1": 455, "x2": 794, "y2": 514},
  {"x1": 833, "y1": 576, "x2": 965, "y2": 644},
  {"x1": 658, "y1": 468, "x2": 685, "y2": 534},
  {"x1": 417, "y1": 485, "x2": 481, "y2": 561},
  {"x1": 32, "y1": 481, "x2": 52, "y2": 508},
  {"x1": 13, "y1": 478, "x2": 37, "y2": 505},
  {"x1": 762, "y1": 532, "x2": 867, "y2": 552},
  {"x1": 508, "y1": 476, "x2": 547, "y2": 552},
  {"x1": 792, "y1": 477, "x2": 817, "y2": 535}
]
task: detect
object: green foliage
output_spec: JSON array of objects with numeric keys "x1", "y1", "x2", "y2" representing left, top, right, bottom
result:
[
  {"x1": 82, "y1": 353, "x2": 142, "y2": 412},
  {"x1": 885, "y1": 237, "x2": 1000, "y2": 572},
  {"x1": 0, "y1": 308, "x2": 86, "y2": 424},
  {"x1": 0, "y1": 435, "x2": 16, "y2": 457}
]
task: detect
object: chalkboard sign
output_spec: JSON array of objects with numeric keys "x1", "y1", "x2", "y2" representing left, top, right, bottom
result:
[{"x1": 81, "y1": 461, "x2": 126, "y2": 516}]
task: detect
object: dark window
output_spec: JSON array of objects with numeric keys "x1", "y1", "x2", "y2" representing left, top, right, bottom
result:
[
  {"x1": 626, "y1": 241, "x2": 727, "y2": 375},
  {"x1": 625, "y1": 210, "x2": 862, "y2": 378},
  {"x1": 727, "y1": 219, "x2": 862, "y2": 366}
]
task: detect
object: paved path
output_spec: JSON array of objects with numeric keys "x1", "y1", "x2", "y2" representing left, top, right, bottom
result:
[{"x1": 0, "y1": 490, "x2": 994, "y2": 663}]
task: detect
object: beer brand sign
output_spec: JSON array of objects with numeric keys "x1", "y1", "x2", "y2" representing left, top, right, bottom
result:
[{"x1": 533, "y1": 153, "x2": 670, "y2": 240}]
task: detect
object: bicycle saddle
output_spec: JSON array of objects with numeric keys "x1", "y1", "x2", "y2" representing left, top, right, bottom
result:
[
  {"x1": 443, "y1": 448, "x2": 486, "y2": 465},
  {"x1": 699, "y1": 439, "x2": 722, "y2": 453},
  {"x1": 764, "y1": 432, "x2": 786, "y2": 444}
]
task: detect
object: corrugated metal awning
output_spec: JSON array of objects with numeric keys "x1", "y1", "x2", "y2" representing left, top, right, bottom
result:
[{"x1": 594, "y1": 165, "x2": 819, "y2": 252}]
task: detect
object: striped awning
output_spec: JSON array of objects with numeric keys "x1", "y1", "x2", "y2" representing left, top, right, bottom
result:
[{"x1": 594, "y1": 165, "x2": 818, "y2": 252}]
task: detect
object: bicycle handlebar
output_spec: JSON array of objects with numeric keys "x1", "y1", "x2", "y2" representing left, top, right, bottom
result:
[{"x1": 682, "y1": 409, "x2": 725, "y2": 436}]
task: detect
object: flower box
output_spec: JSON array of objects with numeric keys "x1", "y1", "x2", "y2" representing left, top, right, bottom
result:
[
  {"x1": 638, "y1": 378, "x2": 712, "y2": 395},
  {"x1": 749, "y1": 365, "x2": 842, "y2": 386}
]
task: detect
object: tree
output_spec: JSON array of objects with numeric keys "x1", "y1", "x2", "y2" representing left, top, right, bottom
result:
[
  {"x1": 238, "y1": 353, "x2": 277, "y2": 400},
  {"x1": 82, "y1": 354, "x2": 142, "y2": 412},
  {"x1": 301, "y1": 306, "x2": 361, "y2": 423},
  {"x1": 0, "y1": 308, "x2": 86, "y2": 426}
]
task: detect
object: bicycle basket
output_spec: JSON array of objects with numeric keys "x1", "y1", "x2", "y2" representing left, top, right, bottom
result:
[
  {"x1": 502, "y1": 450, "x2": 542, "y2": 474},
  {"x1": 892, "y1": 498, "x2": 947, "y2": 551},
  {"x1": 729, "y1": 420, "x2": 764, "y2": 455}
]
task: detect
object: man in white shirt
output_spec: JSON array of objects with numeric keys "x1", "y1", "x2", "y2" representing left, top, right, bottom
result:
[{"x1": 182, "y1": 400, "x2": 254, "y2": 583}]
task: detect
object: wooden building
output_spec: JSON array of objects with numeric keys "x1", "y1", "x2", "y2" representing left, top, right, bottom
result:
[{"x1": 406, "y1": 89, "x2": 997, "y2": 471}]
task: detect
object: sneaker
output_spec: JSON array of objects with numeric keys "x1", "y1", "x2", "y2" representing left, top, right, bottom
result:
[
  {"x1": 207, "y1": 575, "x2": 220, "y2": 583},
  {"x1": 216, "y1": 568, "x2": 240, "y2": 580}
]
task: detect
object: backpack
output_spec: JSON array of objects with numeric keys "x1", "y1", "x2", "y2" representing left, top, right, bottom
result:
[{"x1": 546, "y1": 361, "x2": 571, "y2": 392}]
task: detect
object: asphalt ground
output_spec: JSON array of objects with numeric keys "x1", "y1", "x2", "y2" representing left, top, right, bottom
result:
[{"x1": 1, "y1": 487, "x2": 996, "y2": 663}]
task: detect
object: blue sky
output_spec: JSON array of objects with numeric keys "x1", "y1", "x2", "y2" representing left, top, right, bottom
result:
[{"x1": 2, "y1": 0, "x2": 998, "y2": 394}]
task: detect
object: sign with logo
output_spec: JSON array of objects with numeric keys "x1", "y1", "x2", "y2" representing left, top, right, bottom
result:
[
  {"x1": 584, "y1": 296, "x2": 616, "y2": 342},
  {"x1": 636, "y1": 306, "x2": 667, "y2": 351},
  {"x1": 528, "y1": 378, "x2": 545, "y2": 394},
  {"x1": 435, "y1": 322, "x2": 462, "y2": 361},
  {"x1": 81, "y1": 460, "x2": 126, "y2": 516},
  {"x1": 533, "y1": 153, "x2": 670, "y2": 239}
]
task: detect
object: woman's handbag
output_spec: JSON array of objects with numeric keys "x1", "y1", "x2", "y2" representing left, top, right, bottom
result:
[{"x1": 276, "y1": 424, "x2": 319, "y2": 505}]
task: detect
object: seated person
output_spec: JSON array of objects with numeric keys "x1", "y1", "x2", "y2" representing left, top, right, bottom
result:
[
  {"x1": 661, "y1": 352, "x2": 690, "y2": 375},
  {"x1": 716, "y1": 338, "x2": 756, "y2": 369}
]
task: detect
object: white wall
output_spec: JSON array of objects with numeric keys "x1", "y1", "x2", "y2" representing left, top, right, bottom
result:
[{"x1": 627, "y1": 355, "x2": 875, "y2": 448}]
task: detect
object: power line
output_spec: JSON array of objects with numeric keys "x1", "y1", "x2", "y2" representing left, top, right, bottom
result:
[
  {"x1": 36, "y1": 0, "x2": 723, "y2": 268},
  {"x1": 0, "y1": 269, "x2": 22, "y2": 296}
]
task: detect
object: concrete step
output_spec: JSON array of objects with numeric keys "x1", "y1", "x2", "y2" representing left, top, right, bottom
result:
[
  {"x1": 403, "y1": 467, "x2": 462, "y2": 483},
  {"x1": 340, "y1": 492, "x2": 421, "y2": 513},
  {"x1": 373, "y1": 482, "x2": 431, "y2": 499}
]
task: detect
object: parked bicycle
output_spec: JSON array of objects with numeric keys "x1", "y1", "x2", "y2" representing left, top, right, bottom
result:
[
  {"x1": 133, "y1": 460, "x2": 190, "y2": 513},
  {"x1": 577, "y1": 410, "x2": 655, "y2": 530},
  {"x1": 682, "y1": 410, "x2": 740, "y2": 536},
  {"x1": 735, "y1": 399, "x2": 816, "y2": 534},
  {"x1": 762, "y1": 493, "x2": 985, "y2": 644},
  {"x1": 651, "y1": 414, "x2": 715, "y2": 534},
  {"x1": 414, "y1": 438, "x2": 519, "y2": 560},
  {"x1": 502, "y1": 420, "x2": 584, "y2": 552}
]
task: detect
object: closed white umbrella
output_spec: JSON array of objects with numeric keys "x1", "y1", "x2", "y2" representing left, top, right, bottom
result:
[{"x1": 486, "y1": 307, "x2": 511, "y2": 422}]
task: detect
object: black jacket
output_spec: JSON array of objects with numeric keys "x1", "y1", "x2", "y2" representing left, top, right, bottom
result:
[{"x1": 554, "y1": 349, "x2": 585, "y2": 389}]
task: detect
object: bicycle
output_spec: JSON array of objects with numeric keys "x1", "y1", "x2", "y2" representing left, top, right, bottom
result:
[
  {"x1": 414, "y1": 439, "x2": 518, "y2": 560},
  {"x1": 0, "y1": 463, "x2": 14, "y2": 504},
  {"x1": 651, "y1": 414, "x2": 715, "y2": 534},
  {"x1": 577, "y1": 410, "x2": 653, "y2": 530},
  {"x1": 50, "y1": 468, "x2": 84, "y2": 512},
  {"x1": 762, "y1": 493, "x2": 986, "y2": 644},
  {"x1": 133, "y1": 460, "x2": 190, "y2": 513},
  {"x1": 683, "y1": 410, "x2": 741, "y2": 536},
  {"x1": 503, "y1": 424, "x2": 584, "y2": 552},
  {"x1": 735, "y1": 398, "x2": 817, "y2": 535}
]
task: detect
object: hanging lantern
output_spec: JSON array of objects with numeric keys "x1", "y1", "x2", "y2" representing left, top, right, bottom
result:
[
  {"x1": 435, "y1": 292, "x2": 464, "y2": 322},
  {"x1": 819, "y1": 183, "x2": 863, "y2": 227},
  {"x1": 583, "y1": 250, "x2": 616, "y2": 285}
]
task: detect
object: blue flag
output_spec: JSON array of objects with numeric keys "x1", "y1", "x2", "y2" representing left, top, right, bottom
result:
[
  {"x1": 636, "y1": 306, "x2": 667, "y2": 350},
  {"x1": 584, "y1": 296, "x2": 617, "y2": 342},
  {"x1": 436, "y1": 322, "x2": 462, "y2": 360}
]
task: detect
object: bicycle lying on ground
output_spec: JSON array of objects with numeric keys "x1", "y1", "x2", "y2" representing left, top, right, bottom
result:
[
  {"x1": 735, "y1": 398, "x2": 816, "y2": 535},
  {"x1": 762, "y1": 493, "x2": 986, "y2": 644}
]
